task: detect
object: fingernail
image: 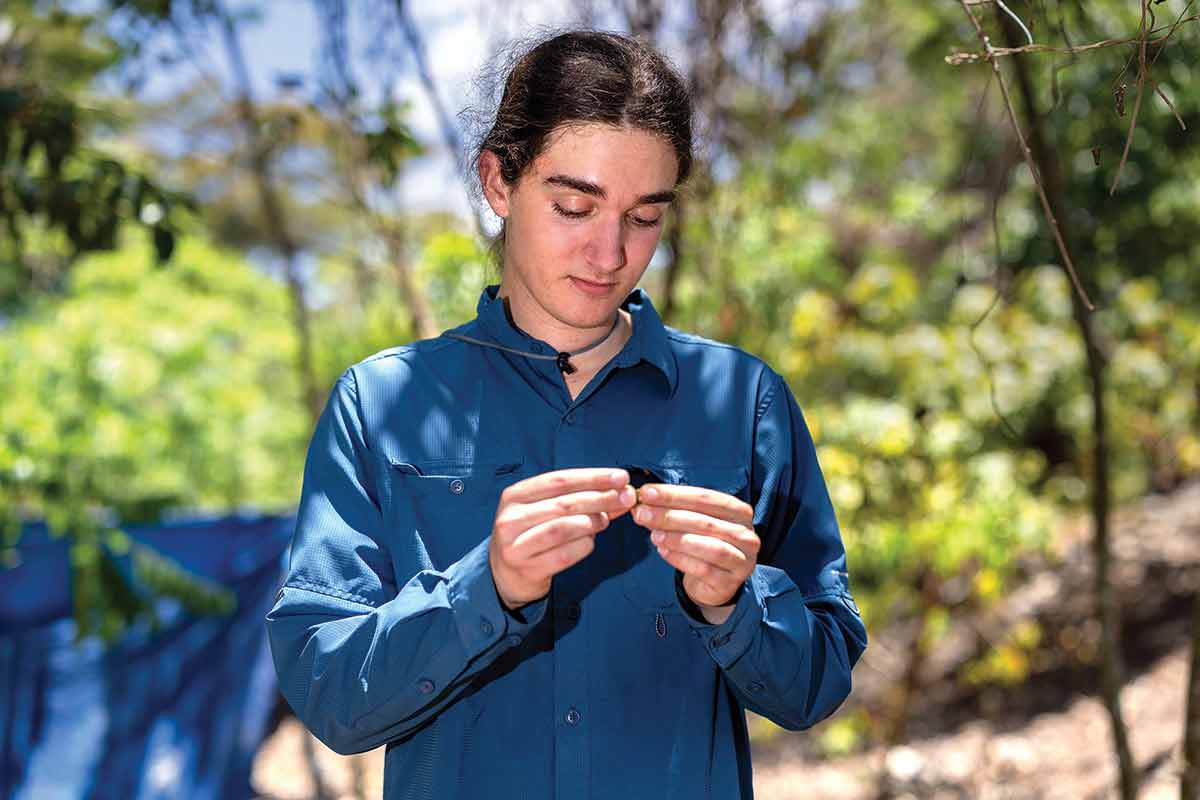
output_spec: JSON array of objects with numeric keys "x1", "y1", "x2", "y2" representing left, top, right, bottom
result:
[
  {"x1": 651, "y1": 531, "x2": 664, "y2": 545},
  {"x1": 642, "y1": 486, "x2": 659, "y2": 501},
  {"x1": 635, "y1": 507, "x2": 650, "y2": 523},
  {"x1": 611, "y1": 469, "x2": 628, "y2": 484},
  {"x1": 619, "y1": 486, "x2": 635, "y2": 504}
]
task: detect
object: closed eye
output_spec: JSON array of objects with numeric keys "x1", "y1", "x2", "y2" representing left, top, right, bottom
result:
[
  {"x1": 552, "y1": 203, "x2": 662, "y2": 228},
  {"x1": 552, "y1": 203, "x2": 589, "y2": 219}
]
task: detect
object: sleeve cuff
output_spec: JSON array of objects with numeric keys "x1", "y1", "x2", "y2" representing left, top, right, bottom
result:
[
  {"x1": 673, "y1": 570, "x2": 761, "y2": 670},
  {"x1": 446, "y1": 538, "x2": 548, "y2": 660}
]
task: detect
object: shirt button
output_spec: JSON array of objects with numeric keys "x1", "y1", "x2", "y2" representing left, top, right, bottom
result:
[
  {"x1": 564, "y1": 413, "x2": 575, "y2": 425},
  {"x1": 712, "y1": 632, "x2": 732, "y2": 648},
  {"x1": 506, "y1": 634, "x2": 522, "y2": 648},
  {"x1": 417, "y1": 678, "x2": 435, "y2": 694},
  {"x1": 481, "y1": 618, "x2": 494, "y2": 636},
  {"x1": 449, "y1": 479, "x2": 465, "y2": 495},
  {"x1": 748, "y1": 681, "x2": 764, "y2": 693},
  {"x1": 566, "y1": 603, "x2": 581, "y2": 620},
  {"x1": 531, "y1": 343, "x2": 544, "y2": 353},
  {"x1": 565, "y1": 708, "x2": 581, "y2": 726}
]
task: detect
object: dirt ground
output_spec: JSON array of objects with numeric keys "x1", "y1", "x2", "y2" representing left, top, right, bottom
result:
[{"x1": 753, "y1": 643, "x2": 1191, "y2": 800}]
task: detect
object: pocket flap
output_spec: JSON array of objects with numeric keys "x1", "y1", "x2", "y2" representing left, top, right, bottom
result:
[
  {"x1": 387, "y1": 459, "x2": 525, "y2": 503},
  {"x1": 389, "y1": 459, "x2": 524, "y2": 478}
]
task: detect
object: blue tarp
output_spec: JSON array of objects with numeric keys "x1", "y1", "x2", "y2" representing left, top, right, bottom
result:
[{"x1": 0, "y1": 514, "x2": 294, "y2": 800}]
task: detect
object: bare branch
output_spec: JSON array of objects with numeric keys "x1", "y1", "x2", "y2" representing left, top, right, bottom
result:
[
  {"x1": 995, "y1": 0, "x2": 1034, "y2": 45},
  {"x1": 1108, "y1": 0, "x2": 1151, "y2": 196},
  {"x1": 392, "y1": 0, "x2": 487, "y2": 240},
  {"x1": 955, "y1": 0, "x2": 1095, "y2": 311},
  {"x1": 945, "y1": 13, "x2": 1200, "y2": 65},
  {"x1": 1151, "y1": 78, "x2": 1187, "y2": 131}
]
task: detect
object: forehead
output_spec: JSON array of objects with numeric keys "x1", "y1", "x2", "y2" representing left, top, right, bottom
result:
[{"x1": 529, "y1": 123, "x2": 679, "y2": 196}]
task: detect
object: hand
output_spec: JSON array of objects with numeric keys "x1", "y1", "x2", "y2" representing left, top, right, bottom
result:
[
  {"x1": 631, "y1": 483, "x2": 758, "y2": 622},
  {"x1": 489, "y1": 468, "x2": 637, "y2": 610}
]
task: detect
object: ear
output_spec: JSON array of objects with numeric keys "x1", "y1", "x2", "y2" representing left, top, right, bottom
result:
[{"x1": 478, "y1": 150, "x2": 512, "y2": 219}]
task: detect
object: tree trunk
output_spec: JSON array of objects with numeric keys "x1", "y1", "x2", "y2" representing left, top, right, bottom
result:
[
  {"x1": 393, "y1": 0, "x2": 487, "y2": 241},
  {"x1": 661, "y1": 193, "x2": 685, "y2": 323},
  {"x1": 385, "y1": 224, "x2": 440, "y2": 341},
  {"x1": 217, "y1": 10, "x2": 323, "y2": 424},
  {"x1": 316, "y1": 1, "x2": 441, "y2": 341},
  {"x1": 1002, "y1": 17, "x2": 1137, "y2": 800}
]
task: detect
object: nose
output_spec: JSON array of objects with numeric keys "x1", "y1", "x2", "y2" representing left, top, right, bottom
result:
[{"x1": 584, "y1": 214, "x2": 627, "y2": 272}]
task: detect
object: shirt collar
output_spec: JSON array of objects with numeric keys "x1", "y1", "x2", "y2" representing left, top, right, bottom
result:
[{"x1": 473, "y1": 284, "x2": 678, "y2": 394}]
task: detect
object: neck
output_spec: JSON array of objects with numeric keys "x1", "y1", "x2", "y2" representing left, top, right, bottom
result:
[
  {"x1": 498, "y1": 282, "x2": 624, "y2": 353},
  {"x1": 496, "y1": 283, "x2": 632, "y2": 376}
]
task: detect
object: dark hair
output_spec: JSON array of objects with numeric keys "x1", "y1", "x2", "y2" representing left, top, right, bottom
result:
[{"x1": 467, "y1": 30, "x2": 694, "y2": 259}]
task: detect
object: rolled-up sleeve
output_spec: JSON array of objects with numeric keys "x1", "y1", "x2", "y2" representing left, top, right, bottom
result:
[
  {"x1": 673, "y1": 368, "x2": 867, "y2": 731},
  {"x1": 266, "y1": 371, "x2": 547, "y2": 755}
]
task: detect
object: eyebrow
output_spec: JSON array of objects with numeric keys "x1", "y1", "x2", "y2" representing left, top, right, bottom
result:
[{"x1": 544, "y1": 174, "x2": 676, "y2": 206}]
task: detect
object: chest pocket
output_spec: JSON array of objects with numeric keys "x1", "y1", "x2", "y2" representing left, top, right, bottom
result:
[
  {"x1": 387, "y1": 458, "x2": 530, "y2": 570},
  {"x1": 617, "y1": 462, "x2": 751, "y2": 612}
]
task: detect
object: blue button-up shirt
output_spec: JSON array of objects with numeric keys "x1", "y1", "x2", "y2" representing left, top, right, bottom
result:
[{"x1": 266, "y1": 284, "x2": 867, "y2": 799}]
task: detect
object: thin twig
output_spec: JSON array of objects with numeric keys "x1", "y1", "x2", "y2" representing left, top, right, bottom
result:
[
  {"x1": 956, "y1": 0, "x2": 1095, "y2": 311},
  {"x1": 1148, "y1": 0, "x2": 1197, "y2": 70},
  {"x1": 969, "y1": 280, "x2": 1022, "y2": 441},
  {"x1": 945, "y1": 13, "x2": 1200, "y2": 64},
  {"x1": 1109, "y1": 1, "x2": 1151, "y2": 195},
  {"x1": 1150, "y1": 78, "x2": 1187, "y2": 131},
  {"x1": 996, "y1": 0, "x2": 1034, "y2": 45}
]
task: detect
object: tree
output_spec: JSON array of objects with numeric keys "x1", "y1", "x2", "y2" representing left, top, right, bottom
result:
[{"x1": 0, "y1": 0, "x2": 188, "y2": 316}]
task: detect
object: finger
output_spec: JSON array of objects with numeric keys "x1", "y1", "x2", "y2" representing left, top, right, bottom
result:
[
  {"x1": 520, "y1": 531, "x2": 597, "y2": 581},
  {"x1": 633, "y1": 506, "x2": 758, "y2": 553},
  {"x1": 505, "y1": 486, "x2": 636, "y2": 535},
  {"x1": 636, "y1": 484, "x2": 753, "y2": 527},
  {"x1": 656, "y1": 543, "x2": 740, "y2": 587},
  {"x1": 682, "y1": 573, "x2": 736, "y2": 608},
  {"x1": 651, "y1": 530, "x2": 751, "y2": 571},
  {"x1": 509, "y1": 513, "x2": 607, "y2": 561},
  {"x1": 504, "y1": 468, "x2": 629, "y2": 505}
]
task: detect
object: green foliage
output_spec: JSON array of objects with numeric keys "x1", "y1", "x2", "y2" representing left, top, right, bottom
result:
[
  {"x1": 2, "y1": 0, "x2": 1195, "y2": 730},
  {"x1": 67, "y1": 515, "x2": 236, "y2": 642},
  {"x1": 0, "y1": 230, "x2": 308, "y2": 638},
  {"x1": 363, "y1": 100, "x2": 424, "y2": 185},
  {"x1": 661, "y1": 0, "x2": 1200, "y2": 717},
  {"x1": 0, "y1": 1, "x2": 191, "y2": 312}
]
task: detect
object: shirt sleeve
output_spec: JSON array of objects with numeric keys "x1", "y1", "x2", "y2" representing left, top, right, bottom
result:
[
  {"x1": 672, "y1": 367, "x2": 867, "y2": 731},
  {"x1": 265, "y1": 371, "x2": 548, "y2": 755}
]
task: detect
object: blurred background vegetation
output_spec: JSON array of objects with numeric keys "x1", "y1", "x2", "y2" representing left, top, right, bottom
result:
[{"x1": 2, "y1": 0, "x2": 1198, "y2": 797}]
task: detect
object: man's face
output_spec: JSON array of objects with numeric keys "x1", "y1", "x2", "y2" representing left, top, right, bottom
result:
[{"x1": 483, "y1": 123, "x2": 679, "y2": 332}]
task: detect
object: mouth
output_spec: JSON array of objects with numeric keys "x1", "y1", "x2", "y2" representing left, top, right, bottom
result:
[{"x1": 569, "y1": 276, "x2": 618, "y2": 296}]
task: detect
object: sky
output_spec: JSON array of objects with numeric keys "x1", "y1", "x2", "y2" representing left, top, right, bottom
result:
[
  {"x1": 242, "y1": 2, "x2": 568, "y2": 221},
  {"x1": 111, "y1": 0, "x2": 830, "y2": 226},
  {"x1": 127, "y1": 2, "x2": 593, "y2": 224}
]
